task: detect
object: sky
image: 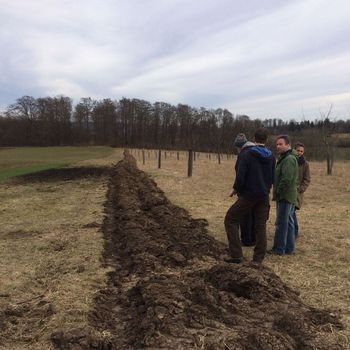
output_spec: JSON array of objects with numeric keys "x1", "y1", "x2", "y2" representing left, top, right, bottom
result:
[{"x1": 1, "y1": 0, "x2": 350, "y2": 120}]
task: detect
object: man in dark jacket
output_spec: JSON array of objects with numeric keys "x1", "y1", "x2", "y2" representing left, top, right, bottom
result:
[
  {"x1": 224, "y1": 128, "x2": 275, "y2": 263},
  {"x1": 233, "y1": 133, "x2": 257, "y2": 246},
  {"x1": 270, "y1": 135, "x2": 298, "y2": 255},
  {"x1": 293, "y1": 142, "x2": 311, "y2": 238}
]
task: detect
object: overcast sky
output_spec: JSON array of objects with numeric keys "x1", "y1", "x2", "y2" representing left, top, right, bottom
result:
[{"x1": 1, "y1": 0, "x2": 350, "y2": 119}]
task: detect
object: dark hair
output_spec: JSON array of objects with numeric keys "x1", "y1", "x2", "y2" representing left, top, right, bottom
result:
[
  {"x1": 276, "y1": 134, "x2": 291, "y2": 145},
  {"x1": 254, "y1": 128, "x2": 269, "y2": 143},
  {"x1": 294, "y1": 142, "x2": 305, "y2": 149}
]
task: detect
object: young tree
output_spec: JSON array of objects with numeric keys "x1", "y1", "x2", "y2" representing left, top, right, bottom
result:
[{"x1": 319, "y1": 105, "x2": 337, "y2": 175}]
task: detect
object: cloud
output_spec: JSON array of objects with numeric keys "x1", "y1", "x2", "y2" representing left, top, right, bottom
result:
[{"x1": 0, "y1": 0, "x2": 349, "y2": 119}]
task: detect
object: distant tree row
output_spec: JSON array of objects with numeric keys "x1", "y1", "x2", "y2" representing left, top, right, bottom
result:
[{"x1": 1, "y1": 95, "x2": 350, "y2": 160}]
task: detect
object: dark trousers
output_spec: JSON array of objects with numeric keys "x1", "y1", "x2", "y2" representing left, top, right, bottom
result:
[
  {"x1": 240, "y1": 211, "x2": 256, "y2": 246},
  {"x1": 225, "y1": 196, "x2": 270, "y2": 262}
]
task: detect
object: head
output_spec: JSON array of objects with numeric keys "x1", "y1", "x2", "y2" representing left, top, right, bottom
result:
[
  {"x1": 294, "y1": 142, "x2": 305, "y2": 157},
  {"x1": 276, "y1": 135, "x2": 291, "y2": 154},
  {"x1": 254, "y1": 128, "x2": 269, "y2": 145},
  {"x1": 234, "y1": 133, "x2": 247, "y2": 150}
]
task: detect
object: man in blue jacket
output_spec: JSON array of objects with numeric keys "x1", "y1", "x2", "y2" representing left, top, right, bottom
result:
[
  {"x1": 224, "y1": 128, "x2": 275, "y2": 263},
  {"x1": 233, "y1": 133, "x2": 257, "y2": 246}
]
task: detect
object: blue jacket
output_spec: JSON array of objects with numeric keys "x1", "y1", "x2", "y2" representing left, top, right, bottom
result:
[{"x1": 233, "y1": 145, "x2": 276, "y2": 200}]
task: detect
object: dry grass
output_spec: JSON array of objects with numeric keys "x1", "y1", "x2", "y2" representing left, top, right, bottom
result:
[
  {"x1": 0, "y1": 149, "x2": 124, "y2": 350},
  {"x1": 138, "y1": 149, "x2": 350, "y2": 348}
]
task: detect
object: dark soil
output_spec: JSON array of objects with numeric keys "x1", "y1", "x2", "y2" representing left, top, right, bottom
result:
[
  {"x1": 15, "y1": 166, "x2": 110, "y2": 183},
  {"x1": 51, "y1": 153, "x2": 344, "y2": 350}
]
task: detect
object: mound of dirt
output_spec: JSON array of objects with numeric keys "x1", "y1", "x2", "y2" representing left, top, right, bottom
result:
[
  {"x1": 16, "y1": 166, "x2": 110, "y2": 183},
  {"x1": 52, "y1": 153, "x2": 344, "y2": 350}
]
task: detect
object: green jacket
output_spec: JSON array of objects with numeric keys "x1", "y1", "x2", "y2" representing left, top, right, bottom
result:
[{"x1": 273, "y1": 149, "x2": 298, "y2": 204}]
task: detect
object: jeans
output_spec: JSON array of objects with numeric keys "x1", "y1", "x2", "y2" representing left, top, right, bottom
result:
[
  {"x1": 273, "y1": 200, "x2": 295, "y2": 254},
  {"x1": 225, "y1": 196, "x2": 270, "y2": 262},
  {"x1": 293, "y1": 209, "x2": 299, "y2": 239}
]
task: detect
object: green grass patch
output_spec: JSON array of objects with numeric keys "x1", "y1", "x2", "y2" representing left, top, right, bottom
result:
[{"x1": 0, "y1": 146, "x2": 114, "y2": 181}]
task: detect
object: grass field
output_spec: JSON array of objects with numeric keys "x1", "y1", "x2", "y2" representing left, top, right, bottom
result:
[
  {"x1": 0, "y1": 146, "x2": 114, "y2": 181},
  {"x1": 0, "y1": 147, "x2": 349, "y2": 348}
]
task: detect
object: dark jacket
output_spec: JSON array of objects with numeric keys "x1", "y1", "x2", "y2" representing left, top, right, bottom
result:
[
  {"x1": 233, "y1": 145, "x2": 275, "y2": 200},
  {"x1": 296, "y1": 158, "x2": 311, "y2": 209},
  {"x1": 273, "y1": 149, "x2": 298, "y2": 205}
]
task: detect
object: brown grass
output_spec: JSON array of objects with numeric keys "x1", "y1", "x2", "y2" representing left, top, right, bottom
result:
[
  {"x1": 138, "y1": 149, "x2": 350, "y2": 348},
  {"x1": 0, "y1": 149, "x2": 124, "y2": 349}
]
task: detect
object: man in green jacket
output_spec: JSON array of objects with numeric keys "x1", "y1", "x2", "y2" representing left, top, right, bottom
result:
[{"x1": 270, "y1": 135, "x2": 298, "y2": 255}]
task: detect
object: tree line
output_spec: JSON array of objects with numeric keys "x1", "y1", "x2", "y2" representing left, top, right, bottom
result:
[{"x1": 1, "y1": 95, "x2": 350, "y2": 160}]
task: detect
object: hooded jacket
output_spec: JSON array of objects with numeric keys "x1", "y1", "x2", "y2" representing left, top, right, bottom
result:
[
  {"x1": 233, "y1": 144, "x2": 275, "y2": 200},
  {"x1": 273, "y1": 149, "x2": 298, "y2": 204}
]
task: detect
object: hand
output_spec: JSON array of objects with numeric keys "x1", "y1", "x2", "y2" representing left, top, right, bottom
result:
[{"x1": 229, "y1": 189, "x2": 237, "y2": 197}]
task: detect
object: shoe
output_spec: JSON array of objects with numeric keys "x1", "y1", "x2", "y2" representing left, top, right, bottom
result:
[
  {"x1": 224, "y1": 257, "x2": 243, "y2": 264},
  {"x1": 266, "y1": 249, "x2": 283, "y2": 256},
  {"x1": 285, "y1": 251, "x2": 295, "y2": 255}
]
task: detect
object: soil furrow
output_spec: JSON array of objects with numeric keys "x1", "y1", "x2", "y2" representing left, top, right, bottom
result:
[{"x1": 51, "y1": 153, "x2": 344, "y2": 349}]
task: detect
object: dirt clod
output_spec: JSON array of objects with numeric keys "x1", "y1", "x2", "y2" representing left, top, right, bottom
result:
[{"x1": 51, "y1": 328, "x2": 112, "y2": 350}]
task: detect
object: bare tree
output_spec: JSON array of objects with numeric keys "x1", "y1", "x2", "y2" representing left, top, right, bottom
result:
[
  {"x1": 73, "y1": 97, "x2": 95, "y2": 144},
  {"x1": 320, "y1": 105, "x2": 337, "y2": 175},
  {"x1": 92, "y1": 99, "x2": 117, "y2": 145},
  {"x1": 7, "y1": 96, "x2": 39, "y2": 145}
]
